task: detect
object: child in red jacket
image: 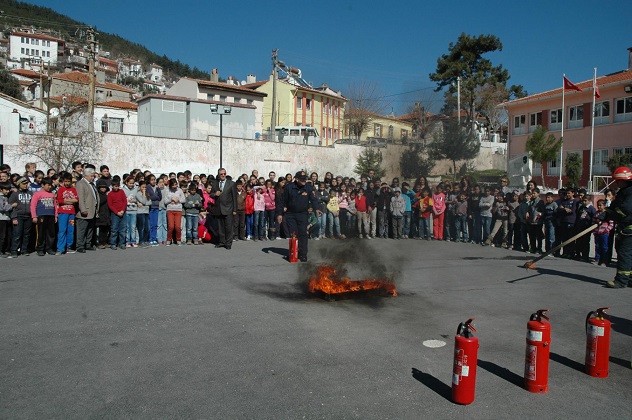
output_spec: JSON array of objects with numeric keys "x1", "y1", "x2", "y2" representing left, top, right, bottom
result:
[
  {"x1": 245, "y1": 184, "x2": 255, "y2": 240},
  {"x1": 107, "y1": 179, "x2": 127, "y2": 249}
]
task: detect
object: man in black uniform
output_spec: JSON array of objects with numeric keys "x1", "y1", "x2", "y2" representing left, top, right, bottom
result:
[
  {"x1": 277, "y1": 171, "x2": 321, "y2": 262},
  {"x1": 606, "y1": 166, "x2": 632, "y2": 288}
]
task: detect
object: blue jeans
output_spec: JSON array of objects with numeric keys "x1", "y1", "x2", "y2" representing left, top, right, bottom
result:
[
  {"x1": 403, "y1": 211, "x2": 411, "y2": 236},
  {"x1": 254, "y1": 211, "x2": 265, "y2": 239},
  {"x1": 246, "y1": 214, "x2": 254, "y2": 237},
  {"x1": 125, "y1": 212, "x2": 137, "y2": 244},
  {"x1": 318, "y1": 211, "x2": 327, "y2": 237},
  {"x1": 265, "y1": 209, "x2": 277, "y2": 239},
  {"x1": 327, "y1": 212, "x2": 341, "y2": 237},
  {"x1": 149, "y1": 208, "x2": 159, "y2": 242},
  {"x1": 136, "y1": 213, "x2": 149, "y2": 244},
  {"x1": 455, "y1": 214, "x2": 469, "y2": 242},
  {"x1": 186, "y1": 214, "x2": 198, "y2": 240},
  {"x1": 157, "y1": 209, "x2": 167, "y2": 243},
  {"x1": 419, "y1": 218, "x2": 431, "y2": 239},
  {"x1": 481, "y1": 216, "x2": 492, "y2": 242},
  {"x1": 110, "y1": 213, "x2": 127, "y2": 247},
  {"x1": 57, "y1": 213, "x2": 75, "y2": 252},
  {"x1": 544, "y1": 220, "x2": 555, "y2": 252}
]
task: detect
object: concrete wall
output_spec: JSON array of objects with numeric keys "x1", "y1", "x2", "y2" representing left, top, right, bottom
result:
[{"x1": 4, "y1": 133, "x2": 507, "y2": 180}]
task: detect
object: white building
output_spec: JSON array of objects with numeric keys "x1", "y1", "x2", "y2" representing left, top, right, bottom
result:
[
  {"x1": 146, "y1": 63, "x2": 163, "y2": 83},
  {"x1": 9, "y1": 32, "x2": 62, "y2": 67},
  {"x1": 118, "y1": 58, "x2": 143, "y2": 79}
]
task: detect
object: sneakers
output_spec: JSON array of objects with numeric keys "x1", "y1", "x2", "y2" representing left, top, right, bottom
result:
[
  {"x1": 358, "y1": 234, "x2": 363, "y2": 239},
  {"x1": 366, "y1": 235, "x2": 372, "y2": 240},
  {"x1": 186, "y1": 240, "x2": 192, "y2": 245},
  {"x1": 131, "y1": 243, "x2": 139, "y2": 248},
  {"x1": 111, "y1": 245, "x2": 117, "y2": 250},
  {"x1": 246, "y1": 236, "x2": 251, "y2": 241},
  {"x1": 8, "y1": 252, "x2": 18, "y2": 258},
  {"x1": 606, "y1": 280, "x2": 626, "y2": 289}
]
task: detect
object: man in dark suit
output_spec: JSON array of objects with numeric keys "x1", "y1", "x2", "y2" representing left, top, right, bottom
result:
[
  {"x1": 211, "y1": 168, "x2": 237, "y2": 249},
  {"x1": 75, "y1": 167, "x2": 99, "y2": 253}
]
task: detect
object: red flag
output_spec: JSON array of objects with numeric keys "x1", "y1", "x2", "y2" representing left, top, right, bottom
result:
[
  {"x1": 563, "y1": 76, "x2": 582, "y2": 92},
  {"x1": 594, "y1": 83, "x2": 600, "y2": 99}
]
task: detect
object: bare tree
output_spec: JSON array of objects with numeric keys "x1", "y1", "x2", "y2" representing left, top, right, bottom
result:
[
  {"x1": 344, "y1": 81, "x2": 390, "y2": 140},
  {"x1": 16, "y1": 100, "x2": 103, "y2": 171},
  {"x1": 404, "y1": 93, "x2": 438, "y2": 143},
  {"x1": 476, "y1": 83, "x2": 509, "y2": 142}
]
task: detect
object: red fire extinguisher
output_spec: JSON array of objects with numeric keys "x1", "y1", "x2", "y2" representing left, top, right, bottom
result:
[
  {"x1": 452, "y1": 318, "x2": 478, "y2": 405},
  {"x1": 585, "y1": 307, "x2": 611, "y2": 378},
  {"x1": 288, "y1": 234, "x2": 298, "y2": 263},
  {"x1": 524, "y1": 309, "x2": 551, "y2": 393}
]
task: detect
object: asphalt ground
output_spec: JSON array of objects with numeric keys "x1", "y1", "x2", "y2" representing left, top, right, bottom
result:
[{"x1": 1, "y1": 238, "x2": 631, "y2": 419}]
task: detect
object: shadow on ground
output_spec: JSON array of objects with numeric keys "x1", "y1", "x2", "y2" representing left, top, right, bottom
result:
[{"x1": 411, "y1": 368, "x2": 452, "y2": 402}]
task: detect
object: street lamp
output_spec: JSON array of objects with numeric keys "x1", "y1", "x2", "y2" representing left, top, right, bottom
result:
[{"x1": 210, "y1": 104, "x2": 232, "y2": 169}]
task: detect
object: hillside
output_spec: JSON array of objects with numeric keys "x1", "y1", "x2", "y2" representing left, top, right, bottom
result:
[{"x1": 0, "y1": 0, "x2": 210, "y2": 80}]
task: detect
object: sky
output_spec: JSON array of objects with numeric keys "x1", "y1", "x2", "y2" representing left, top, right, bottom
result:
[{"x1": 23, "y1": 0, "x2": 632, "y2": 114}]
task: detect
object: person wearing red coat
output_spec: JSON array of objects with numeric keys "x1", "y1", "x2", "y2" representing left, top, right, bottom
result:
[{"x1": 107, "y1": 180, "x2": 127, "y2": 249}]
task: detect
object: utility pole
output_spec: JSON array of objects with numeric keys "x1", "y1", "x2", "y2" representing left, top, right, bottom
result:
[
  {"x1": 270, "y1": 49, "x2": 278, "y2": 140},
  {"x1": 87, "y1": 26, "x2": 97, "y2": 131},
  {"x1": 457, "y1": 76, "x2": 461, "y2": 127}
]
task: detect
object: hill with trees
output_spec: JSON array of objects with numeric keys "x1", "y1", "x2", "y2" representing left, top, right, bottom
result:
[{"x1": 0, "y1": 0, "x2": 210, "y2": 80}]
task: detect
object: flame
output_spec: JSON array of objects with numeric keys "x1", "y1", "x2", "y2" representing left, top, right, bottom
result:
[{"x1": 308, "y1": 265, "x2": 397, "y2": 296}]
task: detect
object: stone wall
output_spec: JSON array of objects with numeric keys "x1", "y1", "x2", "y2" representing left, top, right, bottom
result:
[{"x1": 4, "y1": 133, "x2": 507, "y2": 180}]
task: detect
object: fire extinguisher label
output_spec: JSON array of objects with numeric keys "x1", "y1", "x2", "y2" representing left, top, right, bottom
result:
[
  {"x1": 526, "y1": 345, "x2": 537, "y2": 381},
  {"x1": 527, "y1": 330, "x2": 543, "y2": 341},
  {"x1": 452, "y1": 373, "x2": 459, "y2": 385},
  {"x1": 588, "y1": 325, "x2": 605, "y2": 337},
  {"x1": 461, "y1": 365, "x2": 469, "y2": 377}
]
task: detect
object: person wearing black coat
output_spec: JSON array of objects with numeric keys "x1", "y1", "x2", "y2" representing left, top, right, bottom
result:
[{"x1": 95, "y1": 179, "x2": 111, "y2": 248}]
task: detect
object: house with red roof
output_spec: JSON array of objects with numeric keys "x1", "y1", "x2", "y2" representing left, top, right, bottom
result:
[
  {"x1": 50, "y1": 71, "x2": 135, "y2": 103},
  {"x1": 501, "y1": 49, "x2": 632, "y2": 188},
  {"x1": 8, "y1": 31, "x2": 63, "y2": 68}
]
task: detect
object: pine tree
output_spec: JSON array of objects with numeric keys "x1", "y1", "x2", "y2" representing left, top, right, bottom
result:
[
  {"x1": 525, "y1": 126, "x2": 561, "y2": 189},
  {"x1": 355, "y1": 148, "x2": 386, "y2": 179}
]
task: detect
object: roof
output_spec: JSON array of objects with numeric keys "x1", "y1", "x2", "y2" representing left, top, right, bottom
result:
[
  {"x1": 0, "y1": 39, "x2": 9, "y2": 43},
  {"x1": 0, "y1": 91, "x2": 47, "y2": 112},
  {"x1": 137, "y1": 93, "x2": 257, "y2": 110},
  {"x1": 49, "y1": 95, "x2": 88, "y2": 106},
  {"x1": 240, "y1": 81, "x2": 267, "y2": 89},
  {"x1": 98, "y1": 57, "x2": 118, "y2": 66},
  {"x1": 10, "y1": 69, "x2": 41, "y2": 80},
  {"x1": 502, "y1": 69, "x2": 632, "y2": 107},
  {"x1": 98, "y1": 101, "x2": 138, "y2": 110},
  {"x1": 185, "y1": 77, "x2": 267, "y2": 97},
  {"x1": 52, "y1": 71, "x2": 135, "y2": 93},
  {"x1": 11, "y1": 31, "x2": 64, "y2": 43}
]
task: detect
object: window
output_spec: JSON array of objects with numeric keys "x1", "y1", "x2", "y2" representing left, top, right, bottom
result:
[
  {"x1": 101, "y1": 117, "x2": 124, "y2": 133},
  {"x1": 334, "y1": 129, "x2": 338, "y2": 140},
  {"x1": 46, "y1": 51, "x2": 50, "y2": 58},
  {"x1": 594, "y1": 101, "x2": 610, "y2": 125},
  {"x1": 46, "y1": 41, "x2": 50, "y2": 47},
  {"x1": 35, "y1": 39, "x2": 39, "y2": 45},
  {"x1": 328, "y1": 103, "x2": 332, "y2": 115},
  {"x1": 322, "y1": 102, "x2": 326, "y2": 114},
  {"x1": 374, "y1": 123, "x2": 382, "y2": 137},
  {"x1": 568, "y1": 105, "x2": 583, "y2": 128},
  {"x1": 592, "y1": 149, "x2": 609, "y2": 175},
  {"x1": 549, "y1": 108, "x2": 562, "y2": 130},
  {"x1": 329, "y1": 128, "x2": 332, "y2": 139},
  {"x1": 334, "y1": 104, "x2": 338, "y2": 116},
  {"x1": 306, "y1": 98, "x2": 311, "y2": 111},
  {"x1": 247, "y1": 99, "x2": 253, "y2": 105},
  {"x1": 613, "y1": 147, "x2": 632, "y2": 156},
  {"x1": 513, "y1": 114, "x2": 526, "y2": 135},
  {"x1": 20, "y1": 48, "x2": 24, "y2": 54},
  {"x1": 20, "y1": 37, "x2": 25, "y2": 43},
  {"x1": 234, "y1": 97, "x2": 241, "y2": 104},
  {"x1": 207, "y1": 93, "x2": 213, "y2": 101},
  {"x1": 162, "y1": 100, "x2": 185, "y2": 113},
  {"x1": 529, "y1": 112, "x2": 542, "y2": 133},
  {"x1": 296, "y1": 97, "x2": 302, "y2": 109},
  {"x1": 401, "y1": 129, "x2": 408, "y2": 139},
  {"x1": 388, "y1": 125, "x2": 394, "y2": 138},
  {"x1": 547, "y1": 155, "x2": 561, "y2": 176},
  {"x1": 219, "y1": 95, "x2": 227, "y2": 102},
  {"x1": 615, "y1": 96, "x2": 632, "y2": 122}
]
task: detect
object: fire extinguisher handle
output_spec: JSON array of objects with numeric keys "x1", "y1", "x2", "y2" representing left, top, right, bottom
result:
[
  {"x1": 529, "y1": 309, "x2": 549, "y2": 322},
  {"x1": 457, "y1": 318, "x2": 476, "y2": 336}
]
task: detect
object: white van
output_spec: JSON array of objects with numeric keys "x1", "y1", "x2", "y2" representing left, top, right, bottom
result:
[{"x1": 274, "y1": 126, "x2": 321, "y2": 146}]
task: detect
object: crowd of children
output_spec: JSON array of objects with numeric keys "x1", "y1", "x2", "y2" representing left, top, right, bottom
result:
[{"x1": 0, "y1": 162, "x2": 617, "y2": 265}]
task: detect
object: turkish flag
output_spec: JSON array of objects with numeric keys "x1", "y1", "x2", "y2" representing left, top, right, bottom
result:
[
  {"x1": 594, "y1": 83, "x2": 601, "y2": 99},
  {"x1": 563, "y1": 76, "x2": 583, "y2": 92}
]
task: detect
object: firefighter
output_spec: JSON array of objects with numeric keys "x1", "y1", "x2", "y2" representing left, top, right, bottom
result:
[
  {"x1": 277, "y1": 171, "x2": 321, "y2": 262},
  {"x1": 605, "y1": 166, "x2": 632, "y2": 288}
]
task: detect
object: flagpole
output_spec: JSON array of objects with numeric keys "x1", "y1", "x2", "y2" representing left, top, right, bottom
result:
[
  {"x1": 559, "y1": 74, "x2": 565, "y2": 190},
  {"x1": 588, "y1": 67, "x2": 597, "y2": 193}
]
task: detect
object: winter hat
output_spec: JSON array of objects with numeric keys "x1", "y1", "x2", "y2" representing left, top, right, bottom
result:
[{"x1": 392, "y1": 187, "x2": 401, "y2": 193}]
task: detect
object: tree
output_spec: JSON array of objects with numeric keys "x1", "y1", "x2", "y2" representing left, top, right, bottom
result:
[
  {"x1": 525, "y1": 126, "x2": 561, "y2": 190},
  {"x1": 404, "y1": 99, "x2": 438, "y2": 144},
  {"x1": 14, "y1": 101, "x2": 103, "y2": 171},
  {"x1": 430, "y1": 33, "x2": 525, "y2": 132},
  {"x1": 607, "y1": 152, "x2": 632, "y2": 173},
  {"x1": 0, "y1": 67, "x2": 25, "y2": 101},
  {"x1": 565, "y1": 152, "x2": 582, "y2": 189},
  {"x1": 400, "y1": 143, "x2": 435, "y2": 179},
  {"x1": 355, "y1": 147, "x2": 386, "y2": 179},
  {"x1": 428, "y1": 118, "x2": 480, "y2": 180},
  {"x1": 345, "y1": 81, "x2": 390, "y2": 140}
]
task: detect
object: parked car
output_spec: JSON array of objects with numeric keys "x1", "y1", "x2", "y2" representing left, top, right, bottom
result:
[
  {"x1": 364, "y1": 137, "x2": 387, "y2": 148},
  {"x1": 334, "y1": 138, "x2": 360, "y2": 145}
]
